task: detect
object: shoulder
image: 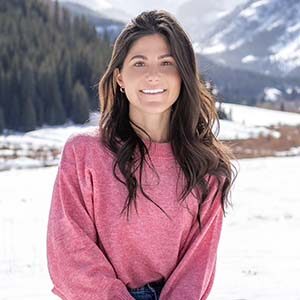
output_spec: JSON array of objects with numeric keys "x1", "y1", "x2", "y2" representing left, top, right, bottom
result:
[
  {"x1": 207, "y1": 174, "x2": 226, "y2": 189},
  {"x1": 200, "y1": 174, "x2": 226, "y2": 208},
  {"x1": 64, "y1": 126, "x2": 100, "y2": 147},
  {"x1": 61, "y1": 126, "x2": 111, "y2": 163}
]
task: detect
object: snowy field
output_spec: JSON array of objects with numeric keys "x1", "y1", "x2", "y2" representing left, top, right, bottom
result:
[
  {"x1": 220, "y1": 102, "x2": 300, "y2": 127},
  {"x1": 1, "y1": 103, "x2": 300, "y2": 171},
  {"x1": 1, "y1": 104, "x2": 300, "y2": 299},
  {"x1": 0, "y1": 155, "x2": 300, "y2": 300}
]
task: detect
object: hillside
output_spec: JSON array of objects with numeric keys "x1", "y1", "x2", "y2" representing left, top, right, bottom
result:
[
  {"x1": 0, "y1": 0, "x2": 112, "y2": 133},
  {"x1": 198, "y1": 54, "x2": 300, "y2": 109},
  {"x1": 197, "y1": 0, "x2": 300, "y2": 78}
]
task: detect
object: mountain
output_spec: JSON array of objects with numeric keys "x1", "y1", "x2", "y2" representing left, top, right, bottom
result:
[
  {"x1": 0, "y1": 0, "x2": 113, "y2": 133},
  {"x1": 197, "y1": 54, "x2": 300, "y2": 109},
  {"x1": 176, "y1": 0, "x2": 245, "y2": 41},
  {"x1": 195, "y1": 0, "x2": 300, "y2": 78},
  {"x1": 56, "y1": 0, "x2": 132, "y2": 23},
  {"x1": 58, "y1": 1, "x2": 125, "y2": 41},
  {"x1": 56, "y1": 0, "x2": 189, "y2": 22},
  {"x1": 53, "y1": 0, "x2": 300, "y2": 109}
]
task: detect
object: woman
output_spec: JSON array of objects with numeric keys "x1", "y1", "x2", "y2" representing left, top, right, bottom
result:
[{"x1": 47, "y1": 9, "x2": 237, "y2": 300}]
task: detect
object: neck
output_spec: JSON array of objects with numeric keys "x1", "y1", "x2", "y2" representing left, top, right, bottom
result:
[{"x1": 129, "y1": 107, "x2": 171, "y2": 143}]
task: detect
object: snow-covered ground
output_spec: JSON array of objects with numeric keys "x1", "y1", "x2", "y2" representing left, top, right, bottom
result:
[
  {"x1": 210, "y1": 156, "x2": 300, "y2": 300},
  {"x1": 1, "y1": 104, "x2": 300, "y2": 171},
  {"x1": 0, "y1": 155, "x2": 300, "y2": 299},
  {"x1": 0, "y1": 104, "x2": 300, "y2": 299},
  {"x1": 220, "y1": 102, "x2": 300, "y2": 127}
]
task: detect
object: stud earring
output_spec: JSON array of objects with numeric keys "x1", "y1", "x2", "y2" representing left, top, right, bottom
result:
[{"x1": 120, "y1": 86, "x2": 125, "y2": 93}]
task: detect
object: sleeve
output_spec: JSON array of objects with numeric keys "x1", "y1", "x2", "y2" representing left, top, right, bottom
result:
[
  {"x1": 159, "y1": 175, "x2": 225, "y2": 300},
  {"x1": 46, "y1": 137, "x2": 134, "y2": 300}
]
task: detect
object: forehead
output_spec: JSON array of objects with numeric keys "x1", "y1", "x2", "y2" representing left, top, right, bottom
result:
[{"x1": 126, "y1": 34, "x2": 170, "y2": 57}]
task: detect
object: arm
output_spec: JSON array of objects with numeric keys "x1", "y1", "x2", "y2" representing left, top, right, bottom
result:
[
  {"x1": 46, "y1": 136, "x2": 134, "y2": 300},
  {"x1": 159, "y1": 175, "x2": 225, "y2": 300}
]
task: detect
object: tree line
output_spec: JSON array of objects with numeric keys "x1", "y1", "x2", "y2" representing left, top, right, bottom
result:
[{"x1": 0, "y1": 0, "x2": 112, "y2": 133}]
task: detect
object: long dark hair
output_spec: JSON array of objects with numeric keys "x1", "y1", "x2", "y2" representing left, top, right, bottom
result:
[{"x1": 98, "y1": 9, "x2": 238, "y2": 230}]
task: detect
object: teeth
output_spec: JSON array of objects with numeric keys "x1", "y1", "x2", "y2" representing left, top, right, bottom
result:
[{"x1": 141, "y1": 89, "x2": 165, "y2": 94}]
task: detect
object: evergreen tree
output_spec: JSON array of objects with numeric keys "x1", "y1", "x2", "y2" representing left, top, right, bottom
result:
[
  {"x1": 19, "y1": 59, "x2": 37, "y2": 130},
  {"x1": 19, "y1": 97, "x2": 36, "y2": 131},
  {"x1": 0, "y1": 0, "x2": 114, "y2": 131},
  {"x1": 71, "y1": 81, "x2": 90, "y2": 124},
  {"x1": 0, "y1": 107, "x2": 5, "y2": 134}
]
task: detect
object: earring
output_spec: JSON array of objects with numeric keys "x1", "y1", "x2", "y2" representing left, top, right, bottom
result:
[{"x1": 120, "y1": 86, "x2": 125, "y2": 93}]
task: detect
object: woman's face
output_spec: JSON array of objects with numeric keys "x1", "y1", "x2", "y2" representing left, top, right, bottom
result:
[{"x1": 115, "y1": 33, "x2": 182, "y2": 117}]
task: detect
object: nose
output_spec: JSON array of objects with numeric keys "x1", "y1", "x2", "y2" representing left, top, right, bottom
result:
[{"x1": 145, "y1": 65, "x2": 161, "y2": 82}]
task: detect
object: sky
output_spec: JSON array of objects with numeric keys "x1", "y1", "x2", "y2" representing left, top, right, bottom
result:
[{"x1": 57, "y1": 0, "x2": 246, "y2": 20}]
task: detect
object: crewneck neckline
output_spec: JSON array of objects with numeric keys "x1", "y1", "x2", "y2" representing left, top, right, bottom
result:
[{"x1": 141, "y1": 138, "x2": 173, "y2": 159}]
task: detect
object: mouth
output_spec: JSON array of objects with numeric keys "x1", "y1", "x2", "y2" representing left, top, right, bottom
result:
[{"x1": 139, "y1": 89, "x2": 167, "y2": 95}]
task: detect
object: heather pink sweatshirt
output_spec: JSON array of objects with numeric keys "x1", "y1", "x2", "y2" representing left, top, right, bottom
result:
[{"x1": 47, "y1": 127, "x2": 225, "y2": 300}]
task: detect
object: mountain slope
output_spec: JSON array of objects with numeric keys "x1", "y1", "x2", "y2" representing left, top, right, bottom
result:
[
  {"x1": 56, "y1": 0, "x2": 132, "y2": 22},
  {"x1": 196, "y1": 0, "x2": 300, "y2": 78},
  {"x1": 57, "y1": 0, "x2": 189, "y2": 22},
  {"x1": 176, "y1": 0, "x2": 245, "y2": 41},
  {"x1": 0, "y1": 0, "x2": 112, "y2": 132},
  {"x1": 59, "y1": 1, "x2": 125, "y2": 41}
]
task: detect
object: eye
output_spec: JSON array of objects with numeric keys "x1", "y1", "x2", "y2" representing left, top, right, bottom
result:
[
  {"x1": 133, "y1": 61, "x2": 144, "y2": 67},
  {"x1": 133, "y1": 61, "x2": 173, "y2": 67}
]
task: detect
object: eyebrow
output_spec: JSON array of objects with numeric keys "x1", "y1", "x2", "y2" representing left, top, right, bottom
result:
[{"x1": 129, "y1": 54, "x2": 173, "y2": 61}]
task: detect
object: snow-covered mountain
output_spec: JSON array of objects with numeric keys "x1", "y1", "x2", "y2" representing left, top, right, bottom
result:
[
  {"x1": 56, "y1": 0, "x2": 189, "y2": 23},
  {"x1": 56, "y1": 0, "x2": 132, "y2": 23},
  {"x1": 195, "y1": 0, "x2": 300, "y2": 78},
  {"x1": 58, "y1": 1, "x2": 125, "y2": 41},
  {"x1": 176, "y1": 0, "x2": 245, "y2": 42}
]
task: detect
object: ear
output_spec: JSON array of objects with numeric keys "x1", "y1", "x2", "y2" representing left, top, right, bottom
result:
[{"x1": 114, "y1": 68, "x2": 124, "y2": 87}]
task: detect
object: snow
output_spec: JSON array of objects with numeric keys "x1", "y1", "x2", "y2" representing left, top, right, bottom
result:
[
  {"x1": 220, "y1": 102, "x2": 300, "y2": 127},
  {"x1": 1, "y1": 155, "x2": 300, "y2": 299},
  {"x1": 263, "y1": 87, "x2": 282, "y2": 102},
  {"x1": 242, "y1": 54, "x2": 258, "y2": 63},
  {"x1": 228, "y1": 39, "x2": 244, "y2": 50},
  {"x1": 0, "y1": 124, "x2": 97, "y2": 171},
  {"x1": 0, "y1": 103, "x2": 300, "y2": 298},
  {"x1": 201, "y1": 43, "x2": 227, "y2": 55},
  {"x1": 56, "y1": 0, "x2": 112, "y2": 10},
  {"x1": 0, "y1": 124, "x2": 96, "y2": 147},
  {"x1": 240, "y1": 0, "x2": 271, "y2": 19},
  {"x1": 210, "y1": 156, "x2": 300, "y2": 300},
  {"x1": 287, "y1": 23, "x2": 300, "y2": 33},
  {"x1": 198, "y1": 0, "x2": 300, "y2": 75},
  {"x1": 267, "y1": 19, "x2": 284, "y2": 31},
  {"x1": 251, "y1": 0, "x2": 271, "y2": 9},
  {"x1": 239, "y1": 7, "x2": 257, "y2": 18},
  {"x1": 96, "y1": 24, "x2": 121, "y2": 34},
  {"x1": 1, "y1": 104, "x2": 300, "y2": 170},
  {"x1": 216, "y1": 119, "x2": 280, "y2": 140},
  {"x1": 270, "y1": 35, "x2": 300, "y2": 72},
  {"x1": 216, "y1": 10, "x2": 231, "y2": 19},
  {"x1": 275, "y1": 146, "x2": 300, "y2": 157}
]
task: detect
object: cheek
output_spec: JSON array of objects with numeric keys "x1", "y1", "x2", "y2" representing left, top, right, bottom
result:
[
  {"x1": 170, "y1": 72, "x2": 182, "y2": 89},
  {"x1": 126, "y1": 68, "x2": 144, "y2": 77},
  {"x1": 123, "y1": 67, "x2": 182, "y2": 89},
  {"x1": 122, "y1": 70, "x2": 140, "y2": 86},
  {"x1": 164, "y1": 67, "x2": 181, "y2": 82}
]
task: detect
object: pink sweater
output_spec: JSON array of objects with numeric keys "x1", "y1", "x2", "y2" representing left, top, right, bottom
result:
[{"x1": 47, "y1": 127, "x2": 225, "y2": 300}]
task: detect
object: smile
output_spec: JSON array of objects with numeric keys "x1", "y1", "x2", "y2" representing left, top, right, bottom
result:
[{"x1": 140, "y1": 89, "x2": 167, "y2": 95}]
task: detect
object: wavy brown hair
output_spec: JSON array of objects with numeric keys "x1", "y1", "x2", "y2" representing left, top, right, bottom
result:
[{"x1": 98, "y1": 9, "x2": 238, "y2": 230}]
